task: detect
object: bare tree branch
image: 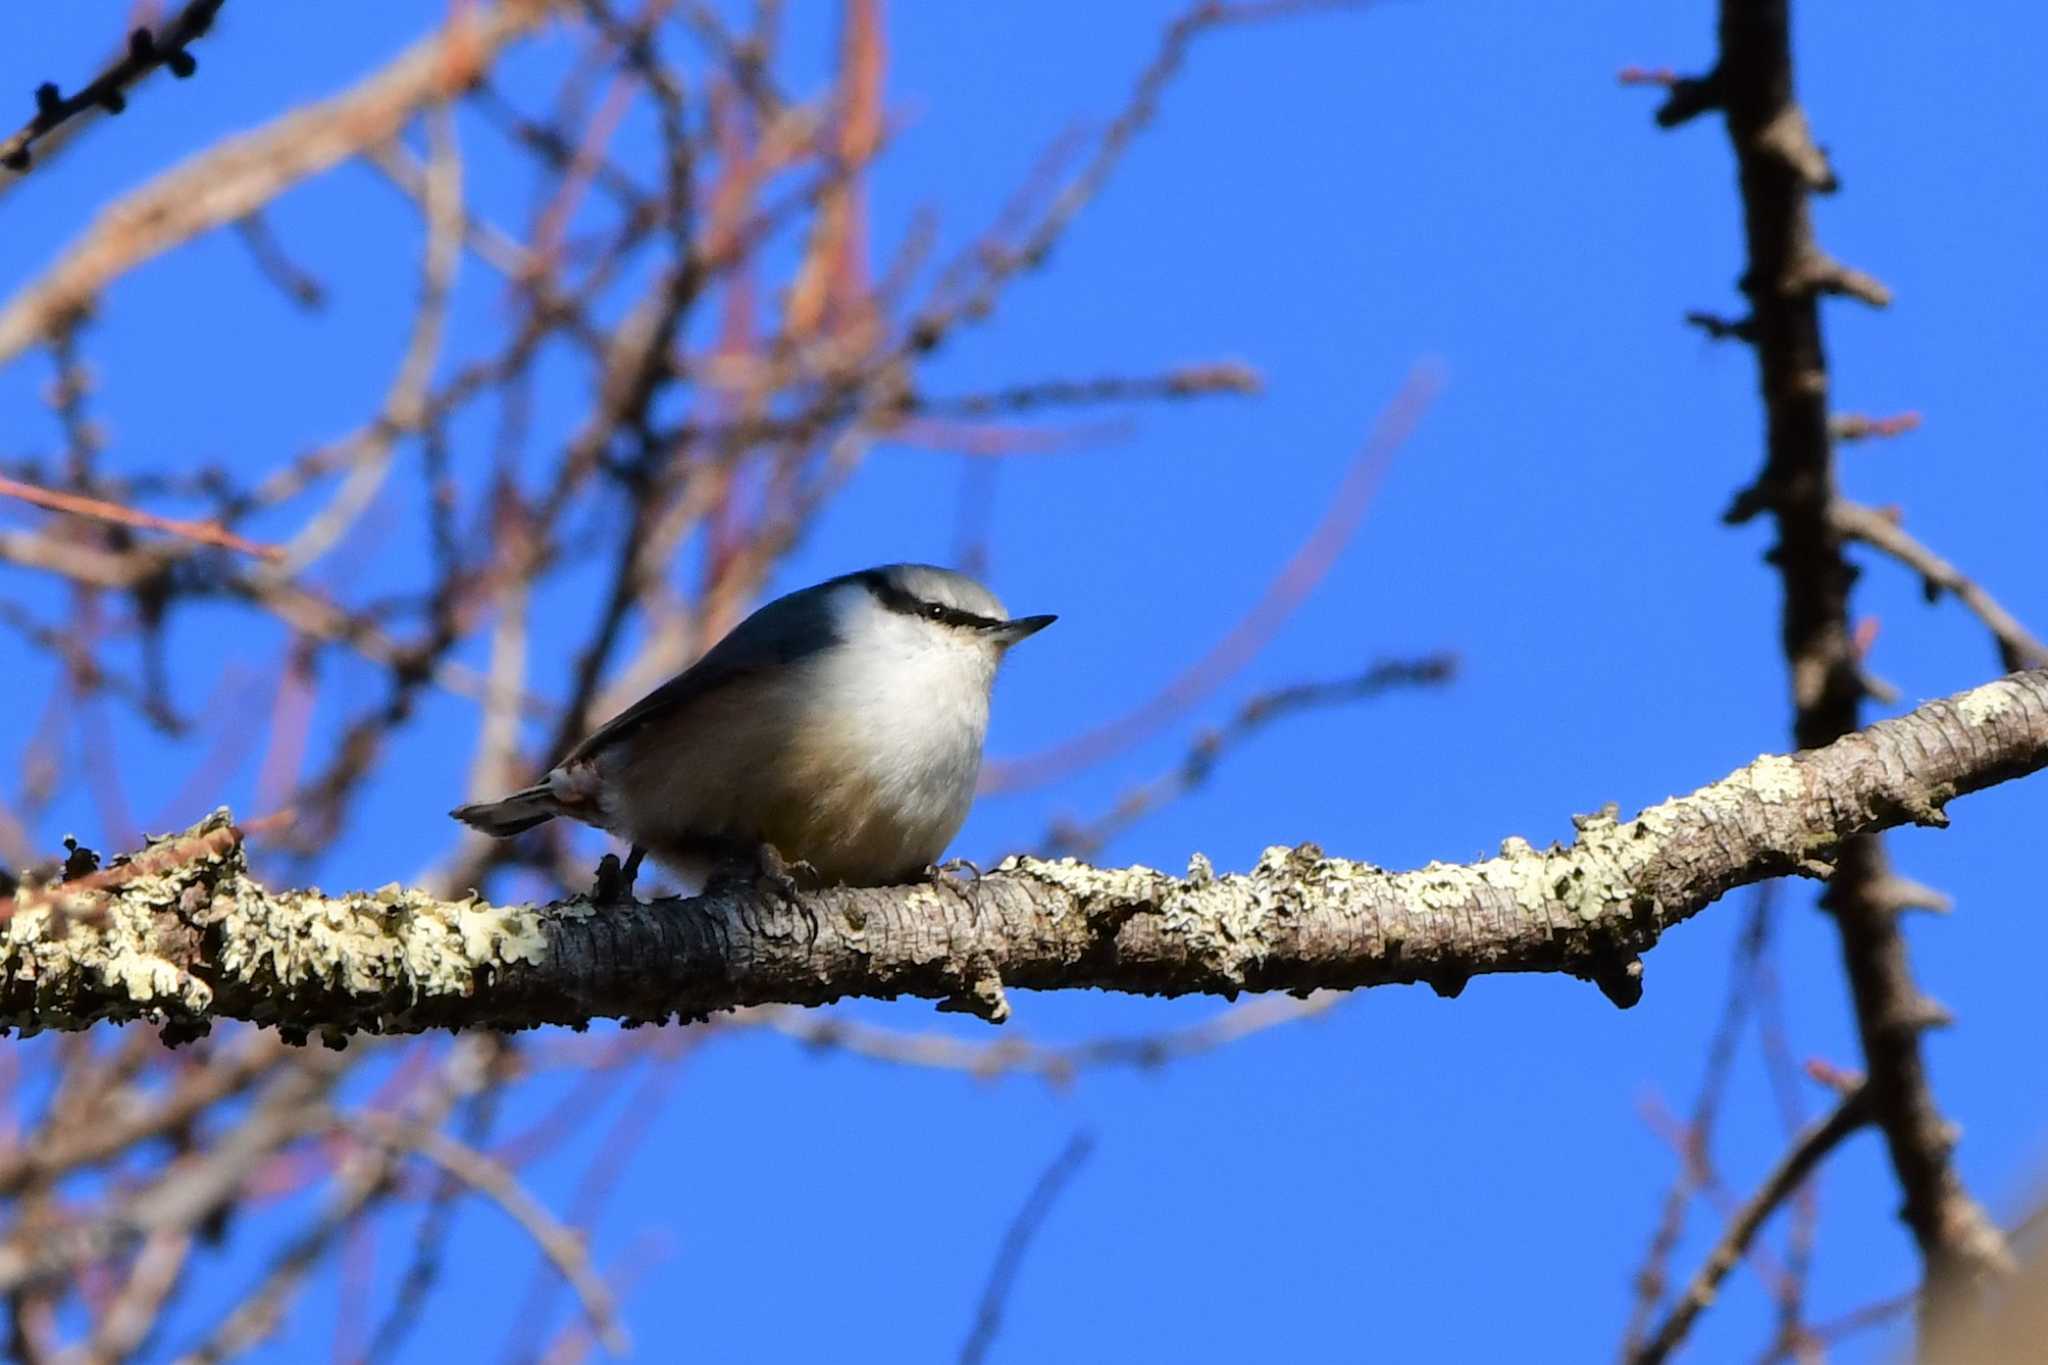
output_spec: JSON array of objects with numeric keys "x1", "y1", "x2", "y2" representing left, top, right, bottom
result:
[
  {"x1": 339, "y1": 1111, "x2": 627, "y2": 1356},
  {"x1": 1630, "y1": 1085, "x2": 1872, "y2": 1365},
  {"x1": 0, "y1": 669, "x2": 2042, "y2": 1039},
  {"x1": 958, "y1": 1133, "x2": 1094, "y2": 1365},
  {"x1": 1649, "y1": 0, "x2": 2021, "y2": 1324},
  {"x1": 0, "y1": 1, "x2": 226, "y2": 176},
  {"x1": 1831, "y1": 499, "x2": 2048, "y2": 672}
]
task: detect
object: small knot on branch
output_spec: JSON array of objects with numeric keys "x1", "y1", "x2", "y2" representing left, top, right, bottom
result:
[
  {"x1": 1571, "y1": 802, "x2": 1621, "y2": 834},
  {"x1": 1721, "y1": 480, "x2": 1778, "y2": 524},
  {"x1": 1870, "y1": 874, "x2": 1953, "y2": 916},
  {"x1": 61, "y1": 835, "x2": 101, "y2": 882},
  {"x1": 938, "y1": 954, "x2": 1011, "y2": 1025},
  {"x1": 1895, "y1": 994, "x2": 1956, "y2": 1035},
  {"x1": 1684, "y1": 311, "x2": 1756, "y2": 343},
  {"x1": 1756, "y1": 105, "x2": 1838, "y2": 191},
  {"x1": 1589, "y1": 953, "x2": 1644, "y2": 1010},
  {"x1": 1618, "y1": 66, "x2": 1722, "y2": 128},
  {"x1": 1898, "y1": 790, "x2": 1952, "y2": 829},
  {"x1": 1785, "y1": 254, "x2": 1892, "y2": 308},
  {"x1": 1832, "y1": 411, "x2": 1922, "y2": 443}
]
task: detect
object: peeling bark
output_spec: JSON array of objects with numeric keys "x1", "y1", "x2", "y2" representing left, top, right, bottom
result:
[{"x1": 3, "y1": 669, "x2": 2044, "y2": 1042}]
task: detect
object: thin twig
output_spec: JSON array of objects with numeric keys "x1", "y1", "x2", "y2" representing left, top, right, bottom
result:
[
  {"x1": 958, "y1": 1133, "x2": 1094, "y2": 1365},
  {"x1": 0, "y1": 474, "x2": 280, "y2": 560},
  {"x1": 1831, "y1": 499, "x2": 2048, "y2": 671},
  {"x1": 1042, "y1": 654, "x2": 1455, "y2": 858},
  {"x1": 1620, "y1": 888, "x2": 1776, "y2": 1356},
  {"x1": 340, "y1": 1112, "x2": 628, "y2": 1356},
  {"x1": 755, "y1": 991, "x2": 1346, "y2": 1084},
  {"x1": 1631, "y1": 1087, "x2": 1872, "y2": 1365},
  {"x1": 982, "y1": 361, "x2": 1442, "y2": 793},
  {"x1": 0, "y1": 0, "x2": 226, "y2": 175}
]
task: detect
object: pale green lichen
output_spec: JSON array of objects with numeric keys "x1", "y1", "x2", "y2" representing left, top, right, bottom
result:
[
  {"x1": 1388, "y1": 801, "x2": 1668, "y2": 929},
  {"x1": 1009, "y1": 856, "x2": 1163, "y2": 919},
  {"x1": 1954, "y1": 679, "x2": 2017, "y2": 730},
  {"x1": 2, "y1": 900, "x2": 212, "y2": 1014},
  {"x1": 1746, "y1": 753, "x2": 1806, "y2": 805},
  {"x1": 0, "y1": 808, "x2": 555, "y2": 1027},
  {"x1": 1007, "y1": 851, "x2": 1297, "y2": 985},
  {"x1": 215, "y1": 880, "x2": 548, "y2": 1000},
  {"x1": 0, "y1": 812, "x2": 241, "y2": 1023}
]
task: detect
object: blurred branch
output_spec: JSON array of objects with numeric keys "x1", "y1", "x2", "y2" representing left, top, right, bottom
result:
[
  {"x1": 1621, "y1": 889, "x2": 1777, "y2": 1356},
  {"x1": 340, "y1": 1111, "x2": 627, "y2": 1356},
  {"x1": 752, "y1": 991, "x2": 1345, "y2": 1084},
  {"x1": 0, "y1": 473, "x2": 279, "y2": 561},
  {"x1": 904, "y1": 360, "x2": 1261, "y2": 418},
  {"x1": 230, "y1": 212, "x2": 328, "y2": 310},
  {"x1": 267, "y1": 103, "x2": 465, "y2": 579},
  {"x1": 982, "y1": 361, "x2": 1441, "y2": 793},
  {"x1": 3, "y1": 669, "x2": 2044, "y2": 1037},
  {"x1": 958, "y1": 1133, "x2": 1093, "y2": 1365},
  {"x1": 1629, "y1": 1085, "x2": 1873, "y2": 1365},
  {"x1": 1043, "y1": 653, "x2": 1456, "y2": 859}
]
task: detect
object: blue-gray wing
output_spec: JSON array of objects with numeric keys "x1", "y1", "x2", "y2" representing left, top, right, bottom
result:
[{"x1": 562, "y1": 585, "x2": 842, "y2": 765}]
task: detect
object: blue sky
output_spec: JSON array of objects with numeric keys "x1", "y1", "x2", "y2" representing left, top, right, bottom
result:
[{"x1": 3, "y1": 3, "x2": 2046, "y2": 1361}]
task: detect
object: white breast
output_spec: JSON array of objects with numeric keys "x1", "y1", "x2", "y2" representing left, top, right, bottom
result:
[{"x1": 807, "y1": 589, "x2": 996, "y2": 867}]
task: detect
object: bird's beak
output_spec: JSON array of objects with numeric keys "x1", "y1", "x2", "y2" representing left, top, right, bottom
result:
[{"x1": 989, "y1": 614, "x2": 1056, "y2": 646}]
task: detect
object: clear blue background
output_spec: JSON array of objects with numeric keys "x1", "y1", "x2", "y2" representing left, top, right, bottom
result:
[{"x1": 3, "y1": 3, "x2": 2044, "y2": 1361}]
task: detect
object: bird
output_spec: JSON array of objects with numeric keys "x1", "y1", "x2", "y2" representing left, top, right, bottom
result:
[{"x1": 450, "y1": 563, "x2": 1055, "y2": 897}]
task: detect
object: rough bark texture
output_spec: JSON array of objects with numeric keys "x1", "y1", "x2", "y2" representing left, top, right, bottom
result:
[{"x1": 2, "y1": 669, "x2": 2043, "y2": 1043}]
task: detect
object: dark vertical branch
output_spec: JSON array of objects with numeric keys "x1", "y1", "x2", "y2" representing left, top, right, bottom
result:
[{"x1": 1699, "y1": 0, "x2": 2013, "y2": 1329}]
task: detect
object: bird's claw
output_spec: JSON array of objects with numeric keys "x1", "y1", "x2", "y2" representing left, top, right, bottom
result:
[
  {"x1": 930, "y1": 857, "x2": 985, "y2": 882},
  {"x1": 752, "y1": 844, "x2": 820, "y2": 945},
  {"x1": 703, "y1": 843, "x2": 819, "y2": 944},
  {"x1": 590, "y1": 845, "x2": 645, "y2": 906}
]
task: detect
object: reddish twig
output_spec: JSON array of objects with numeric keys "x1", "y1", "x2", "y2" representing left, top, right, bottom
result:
[
  {"x1": 0, "y1": 474, "x2": 281, "y2": 560},
  {"x1": 1831, "y1": 411, "x2": 1921, "y2": 442}
]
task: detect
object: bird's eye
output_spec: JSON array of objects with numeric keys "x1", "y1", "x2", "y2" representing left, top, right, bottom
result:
[{"x1": 924, "y1": 602, "x2": 946, "y2": 621}]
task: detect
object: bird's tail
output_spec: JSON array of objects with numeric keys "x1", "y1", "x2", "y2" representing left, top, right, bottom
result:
[{"x1": 449, "y1": 783, "x2": 561, "y2": 838}]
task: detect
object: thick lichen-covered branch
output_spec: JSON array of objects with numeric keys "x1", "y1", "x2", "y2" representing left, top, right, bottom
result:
[{"x1": 3, "y1": 669, "x2": 2045, "y2": 1042}]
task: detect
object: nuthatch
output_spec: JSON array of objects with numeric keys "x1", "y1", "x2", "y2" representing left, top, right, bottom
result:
[{"x1": 451, "y1": 563, "x2": 1054, "y2": 894}]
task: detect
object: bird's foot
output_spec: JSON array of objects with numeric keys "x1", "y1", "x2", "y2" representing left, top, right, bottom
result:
[
  {"x1": 590, "y1": 845, "x2": 645, "y2": 906},
  {"x1": 754, "y1": 842, "x2": 823, "y2": 898},
  {"x1": 754, "y1": 843, "x2": 819, "y2": 944},
  {"x1": 928, "y1": 857, "x2": 985, "y2": 882}
]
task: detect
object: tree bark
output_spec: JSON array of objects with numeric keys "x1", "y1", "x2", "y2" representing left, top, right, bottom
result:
[{"x1": 3, "y1": 668, "x2": 2044, "y2": 1043}]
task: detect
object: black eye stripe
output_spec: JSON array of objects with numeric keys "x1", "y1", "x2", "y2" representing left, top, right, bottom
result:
[{"x1": 861, "y1": 573, "x2": 1001, "y2": 630}]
